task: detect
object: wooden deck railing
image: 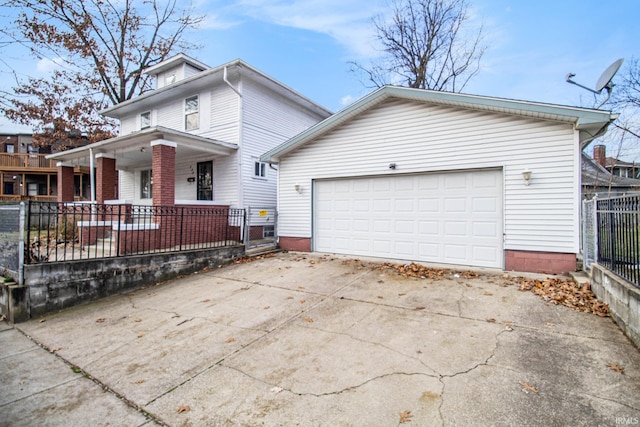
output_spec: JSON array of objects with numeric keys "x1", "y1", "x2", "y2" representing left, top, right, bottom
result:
[{"x1": 0, "y1": 153, "x2": 56, "y2": 169}]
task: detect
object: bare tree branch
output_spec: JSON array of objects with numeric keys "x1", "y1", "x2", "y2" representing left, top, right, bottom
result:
[
  {"x1": 0, "y1": 0, "x2": 203, "y2": 146},
  {"x1": 351, "y1": 0, "x2": 484, "y2": 92}
]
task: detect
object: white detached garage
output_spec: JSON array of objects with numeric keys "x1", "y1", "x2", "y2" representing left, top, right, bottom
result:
[{"x1": 261, "y1": 86, "x2": 615, "y2": 274}]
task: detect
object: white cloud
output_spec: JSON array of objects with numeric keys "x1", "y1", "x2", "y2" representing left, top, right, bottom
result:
[
  {"x1": 198, "y1": 13, "x2": 243, "y2": 30},
  {"x1": 340, "y1": 94, "x2": 355, "y2": 106},
  {"x1": 36, "y1": 57, "x2": 67, "y2": 74},
  {"x1": 232, "y1": 0, "x2": 385, "y2": 57}
]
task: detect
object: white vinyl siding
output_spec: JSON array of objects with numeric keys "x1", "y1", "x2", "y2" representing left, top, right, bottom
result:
[
  {"x1": 241, "y1": 78, "x2": 329, "y2": 209},
  {"x1": 278, "y1": 99, "x2": 579, "y2": 254},
  {"x1": 118, "y1": 170, "x2": 135, "y2": 201},
  {"x1": 119, "y1": 116, "x2": 137, "y2": 135},
  {"x1": 203, "y1": 84, "x2": 240, "y2": 144},
  {"x1": 156, "y1": 99, "x2": 183, "y2": 130}
]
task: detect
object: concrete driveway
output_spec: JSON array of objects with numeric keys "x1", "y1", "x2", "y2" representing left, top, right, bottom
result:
[{"x1": 2, "y1": 252, "x2": 639, "y2": 426}]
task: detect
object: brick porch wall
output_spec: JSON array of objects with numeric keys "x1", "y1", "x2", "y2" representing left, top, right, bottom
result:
[
  {"x1": 57, "y1": 165, "x2": 75, "y2": 202},
  {"x1": 96, "y1": 156, "x2": 116, "y2": 203},
  {"x1": 505, "y1": 250, "x2": 576, "y2": 275}
]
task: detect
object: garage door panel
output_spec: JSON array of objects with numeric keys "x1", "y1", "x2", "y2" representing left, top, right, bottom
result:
[
  {"x1": 314, "y1": 170, "x2": 503, "y2": 268},
  {"x1": 419, "y1": 221, "x2": 439, "y2": 235}
]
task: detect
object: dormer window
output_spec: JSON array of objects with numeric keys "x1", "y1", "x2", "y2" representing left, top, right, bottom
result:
[
  {"x1": 140, "y1": 111, "x2": 151, "y2": 129},
  {"x1": 185, "y1": 96, "x2": 199, "y2": 131},
  {"x1": 165, "y1": 73, "x2": 176, "y2": 85}
]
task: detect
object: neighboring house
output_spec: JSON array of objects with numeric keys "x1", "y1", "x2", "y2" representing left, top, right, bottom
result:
[
  {"x1": 0, "y1": 133, "x2": 90, "y2": 201},
  {"x1": 582, "y1": 150, "x2": 640, "y2": 199},
  {"x1": 261, "y1": 86, "x2": 616, "y2": 275},
  {"x1": 48, "y1": 54, "x2": 331, "y2": 210},
  {"x1": 592, "y1": 144, "x2": 640, "y2": 179}
]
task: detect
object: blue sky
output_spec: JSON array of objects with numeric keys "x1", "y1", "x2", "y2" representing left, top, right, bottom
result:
[{"x1": 1, "y1": 0, "x2": 639, "y2": 160}]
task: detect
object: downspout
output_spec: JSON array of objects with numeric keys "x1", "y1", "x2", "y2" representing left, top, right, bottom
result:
[
  {"x1": 223, "y1": 66, "x2": 244, "y2": 212},
  {"x1": 89, "y1": 147, "x2": 96, "y2": 203},
  {"x1": 89, "y1": 147, "x2": 96, "y2": 222}
]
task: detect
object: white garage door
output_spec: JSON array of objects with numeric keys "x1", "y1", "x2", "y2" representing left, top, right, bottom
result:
[{"x1": 313, "y1": 170, "x2": 503, "y2": 268}]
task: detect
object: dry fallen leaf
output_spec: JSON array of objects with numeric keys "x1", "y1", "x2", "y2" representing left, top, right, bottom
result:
[
  {"x1": 226, "y1": 337, "x2": 235, "y2": 343},
  {"x1": 49, "y1": 347, "x2": 61, "y2": 352},
  {"x1": 137, "y1": 333, "x2": 145, "y2": 338},
  {"x1": 483, "y1": 292, "x2": 493, "y2": 296},
  {"x1": 544, "y1": 322, "x2": 556, "y2": 327},
  {"x1": 134, "y1": 379, "x2": 145, "y2": 384},
  {"x1": 519, "y1": 381, "x2": 538, "y2": 393},
  {"x1": 399, "y1": 410, "x2": 413, "y2": 423},
  {"x1": 38, "y1": 318, "x2": 46, "y2": 323},
  {"x1": 486, "y1": 318, "x2": 496, "y2": 323},
  {"x1": 200, "y1": 299, "x2": 211, "y2": 303},
  {"x1": 96, "y1": 318, "x2": 106, "y2": 323},
  {"x1": 377, "y1": 296, "x2": 384, "y2": 299},
  {"x1": 303, "y1": 317, "x2": 314, "y2": 323},
  {"x1": 607, "y1": 363, "x2": 624, "y2": 374},
  {"x1": 176, "y1": 405, "x2": 190, "y2": 413},
  {"x1": 300, "y1": 299, "x2": 306, "y2": 304},
  {"x1": 134, "y1": 318, "x2": 142, "y2": 323},
  {"x1": 398, "y1": 293, "x2": 406, "y2": 296}
]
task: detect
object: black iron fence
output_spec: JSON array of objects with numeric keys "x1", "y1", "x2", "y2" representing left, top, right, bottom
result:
[
  {"x1": 596, "y1": 195, "x2": 640, "y2": 288},
  {"x1": 25, "y1": 201, "x2": 245, "y2": 264}
]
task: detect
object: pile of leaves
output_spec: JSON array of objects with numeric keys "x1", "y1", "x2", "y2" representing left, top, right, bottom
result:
[
  {"x1": 377, "y1": 262, "x2": 479, "y2": 281},
  {"x1": 513, "y1": 276, "x2": 609, "y2": 317},
  {"x1": 233, "y1": 253, "x2": 276, "y2": 264}
]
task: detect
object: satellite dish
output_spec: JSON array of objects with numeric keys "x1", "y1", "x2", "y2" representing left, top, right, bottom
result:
[
  {"x1": 566, "y1": 58, "x2": 624, "y2": 107},
  {"x1": 595, "y1": 58, "x2": 624, "y2": 93}
]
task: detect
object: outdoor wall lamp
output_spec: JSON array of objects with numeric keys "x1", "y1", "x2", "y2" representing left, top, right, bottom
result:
[
  {"x1": 294, "y1": 183, "x2": 302, "y2": 193},
  {"x1": 522, "y1": 169, "x2": 532, "y2": 186}
]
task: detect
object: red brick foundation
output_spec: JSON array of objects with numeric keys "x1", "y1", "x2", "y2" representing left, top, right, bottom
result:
[
  {"x1": 279, "y1": 237, "x2": 311, "y2": 252},
  {"x1": 505, "y1": 250, "x2": 576, "y2": 275}
]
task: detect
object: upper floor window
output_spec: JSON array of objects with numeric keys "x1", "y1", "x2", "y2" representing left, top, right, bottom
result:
[
  {"x1": 140, "y1": 111, "x2": 151, "y2": 129},
  {"x1": 165, "y1": 73, "x2": 176, "y2": 85},
  {"x1": 5, "y1": 144, "x2": 14, "y2": 153},
  {"x1": 185, "y1": 96, "x2": 199, "y2": 131},
  {"x1": 254, "y1": 161, "x2": 266, "y2": 178}
]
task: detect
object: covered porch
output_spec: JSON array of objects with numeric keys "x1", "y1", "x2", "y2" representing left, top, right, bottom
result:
[{"x1": 46, "y1": 127, "x2": 239, "y2": 254}]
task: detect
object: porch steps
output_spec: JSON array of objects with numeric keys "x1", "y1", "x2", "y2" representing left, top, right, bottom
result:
[{"x1": 245, "y1": 244, "x2": 280, "y2": 257}]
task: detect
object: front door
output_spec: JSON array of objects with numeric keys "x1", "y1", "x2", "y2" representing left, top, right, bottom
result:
[{"x1": 197, "y1": 161, "x2": 213, "y2": 201}]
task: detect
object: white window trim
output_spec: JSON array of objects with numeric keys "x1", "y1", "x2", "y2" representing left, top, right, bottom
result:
[
  {"x1": 253, "y1": 160, "x2": 267, "y2": 179},
  {"x1": 140, "y1": 111, "x2": 151, "y2": 129},
  {"x1": 185, "y1": 95, "x2": 199, "y2": 131}
]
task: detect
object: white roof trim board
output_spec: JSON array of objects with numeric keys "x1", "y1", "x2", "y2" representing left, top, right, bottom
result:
[
  {"x1": 47, "y1": 126, "x2": 238, "y2": 163},
  {"x1": 261, "y1": 86, "x2": 617, "y2": 163},
  {"x1": 100, "y1": 59, "x2": 332, "y2": 119}
]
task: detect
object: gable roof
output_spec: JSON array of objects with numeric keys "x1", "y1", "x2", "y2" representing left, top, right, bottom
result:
[
  {"x1": 100, "y1": 58, "x2": 331, "y2": 119},
  {"x1": 581, "y1": 152, "x2": 640, "y2": 189},
  {"x1": 261, "y1": 86, "x2": 617, "y2": 163},
  {"x1": 142, "y1": 53, "x2": 210, "y2": 75}
]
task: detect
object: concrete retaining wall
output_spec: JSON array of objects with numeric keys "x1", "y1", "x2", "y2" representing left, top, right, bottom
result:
[
  {"x1": 590, "y1": 263, "x2": 640, "y2": 348},
  {"x1": 14, "y1": 245, "x2": 244, "y2": 322}
]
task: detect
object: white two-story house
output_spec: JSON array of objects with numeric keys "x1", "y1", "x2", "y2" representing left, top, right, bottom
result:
[{"x1": 49, "y1": 54, "x2": 331, "y2": 211}]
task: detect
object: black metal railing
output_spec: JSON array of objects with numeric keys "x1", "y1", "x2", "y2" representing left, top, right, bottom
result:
[
  {"x1": 25, "y1": 201, "x2": 245, "y2": 264},
  {"x1": 596, "y1": 195, "x2": 640, "y2": 288}
]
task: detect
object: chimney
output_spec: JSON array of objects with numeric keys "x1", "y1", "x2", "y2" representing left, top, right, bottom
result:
[{"x1": 593, "y1": 145, "x2": 606, "y2": 168}]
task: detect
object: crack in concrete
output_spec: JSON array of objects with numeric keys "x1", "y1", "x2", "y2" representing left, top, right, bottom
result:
[{"x1": 221, "y1": 364, "x2": 439, "y2": 398}]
